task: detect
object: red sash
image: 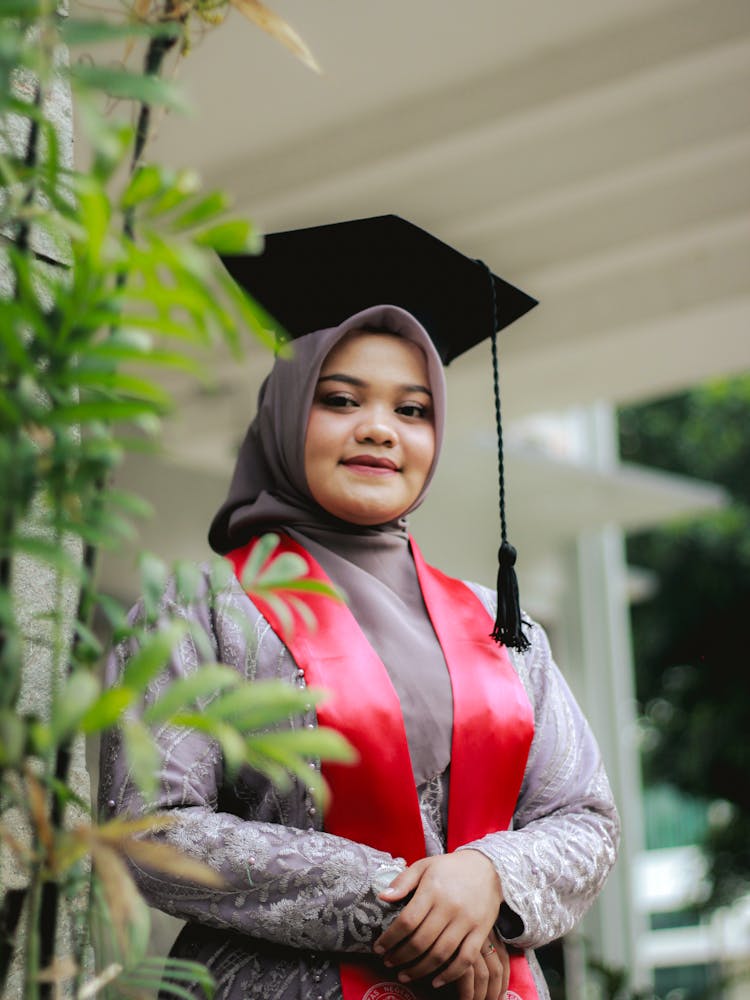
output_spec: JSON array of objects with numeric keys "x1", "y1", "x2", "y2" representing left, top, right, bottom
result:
[{"x1": 228, "y1": 535, "x2": 538, "y2": 1000}]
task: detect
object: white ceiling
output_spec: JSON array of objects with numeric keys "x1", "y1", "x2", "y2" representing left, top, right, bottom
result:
[{"x1": 86, "y1": 0, "x2": 750, "y2": 600}]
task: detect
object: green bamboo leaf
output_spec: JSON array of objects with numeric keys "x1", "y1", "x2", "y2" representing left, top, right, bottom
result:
[
  {"x1": 80, "y1": 687, "x2": 136, "y2": 734},
  {"x1": 123, "y1": 719, "x2": 161, "y2": 800},
  {"x1": 51, "y1": 671, "x2": 101, "y2": 743},
  {"x1": 91, "y1": 371, "x2": 172, "y2": 407},
  {"x1": 216, "y1": 262, "x2": 287, "y2": 353},
  {"x1": 121, "y1": 163, "x2": 171, "y2": 209},
  {"x1": 76, "y1": 97, "x2": 133, "y2": 170},
  {"x1": 142, "y1": 957, "x2": 215, "y2": 998},
  {"x1": 72, "y1": 176, "x2": 111, "y2": 259},
  {"x1": 143, "y1": 665, "x2": 241, "y2": 725},
  {"x1": 174, "y1": 561, "x2": 205, "y2": 606},
  {"x1": 69, "y1": 64, "x2": 188, "y2": 113},
  {"x1": 239, "y1": 533, "x2": 279, "y2": 589},
  {"x1": 257, "y1": 592, "x2": 294, "y2": 637},
  {"x1": 250, "y1": 727, "x2": 356, "y2": 763},
  {"x1": 214, "y1": 723, "x2": 247, "y2": 774},
  {"x1": 105, "y1": 488, "x2": 153, "y2": 521},
  {"x1": 162, "y1": 711, "x2": 214, "y2": 731},
  {"x1": 144, "y1": 168, "x2": 202, "y2": 217},
  {"x1": 208, "y1": 556, "x2": 235, "y2": 594},
  {"x1": 139, "y1": 551, "x2": 168, "y2": 620},
  {"x1": 203, "y1": 680, "x2": 327, "y2": 728},
  {"x1": 52, "y1": 399, "x2": 162, "y2": 424},
  {"x1": 192, "y1": 220, "x2": 261, "y2": 254},
  {"x1": 112, "y1": 312, "x2": 204, "y2": 344},
  {"x1": 254, "y1": 552, "x2": 308, "y2": 588},
  {"x1": 0, "y1": 0, "x2": 46, "y2": 19},
  {"x1": 241, "y1": 743, "x2": 291, "y2": 790},
  {"x1": 123, "y1": 977, "x2": 206, "y2": 1000},
  {"x1": 83, "y1": 340, "x2": 204, "y2": 378},
  {"x1": 96, "y1": 593, "x2": 129, "y2": 635},
  {"x1": 28, "y1": 719, "x2": 52, "y2": 755},
  {"x1": 168, "y1": 191, "x2": 231, "y2": 232},
  {"x1": 60, "y1": 369, "x2": 172, "y2": 407},
  {"x1": 298, "y1": 763, "x2": 327, "y2": 807},
  {"x1": 61, "y1": 18, "x2": 182, "y2": 47},
  {"x1": 279, "y1": 578, "x2": 344, "y2": 600},
  {"x1": 72, "y1": 619, "x2": 104, "y2": 664},
  {"x1": 165, "y1": 712, "x2": 247, "y2": 773},
  {"x1": 0, "y1": 710, "x2": 25, "y2": 767},
  {"x1": 133, "y1": 278, "x2": 214, "y2": 332},
  {"x1": 121, "y1": 622, "x2": 187, "y2": 693},
  {"x1": 49, "y1": 776, "x2": 91, "y2": 814},
  {"x1": 286, "y1": 594, "x2": 318, "y2": 633}
]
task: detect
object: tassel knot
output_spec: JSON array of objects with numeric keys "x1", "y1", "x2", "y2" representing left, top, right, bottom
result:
[{"x1": 491, "y1": 540, "x2": 531, "y2": 651}]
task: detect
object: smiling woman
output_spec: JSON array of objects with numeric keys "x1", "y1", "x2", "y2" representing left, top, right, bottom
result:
[
  {"x1": 100, "y1": 216, "x2": 620, "y2": 1000},
  {"x1": 305, "y1": 332, "x2": 436, "y2": 526}
]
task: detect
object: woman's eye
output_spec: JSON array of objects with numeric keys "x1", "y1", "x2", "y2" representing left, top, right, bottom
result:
[
  {"x1": 323, "y1": 393, "x2": 357, "y2": 408},
  {"x1": 397, "y1": 403, "x2": 428, "y2": 419}
]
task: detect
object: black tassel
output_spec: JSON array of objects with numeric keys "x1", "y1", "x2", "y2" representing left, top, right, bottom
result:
[
  {"x1": 478, "y1": 257, "x2": 531, "y2": 651},
  {"x1": 491, "y1": 541, "x2": 530, "y2": 651}
]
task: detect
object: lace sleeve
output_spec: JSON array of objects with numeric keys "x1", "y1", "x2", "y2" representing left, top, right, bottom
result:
[
  {"x1": 98, "y1": 573, "x2": 405, "y2": 954},
  {"x1": 458, "y1": 591, "x2": 620, "y2": 949}
]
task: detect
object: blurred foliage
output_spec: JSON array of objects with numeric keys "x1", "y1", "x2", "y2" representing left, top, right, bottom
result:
[
  {"x1": 619, "y1": 374, "x2": 750, "y2": 907},
  {"x1": 0, "y1": 2, "x2": 342, "y2": 999}
]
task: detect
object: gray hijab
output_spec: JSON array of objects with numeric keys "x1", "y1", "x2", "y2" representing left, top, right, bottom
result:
[{"x1": 209, "y1": 305, "x2": 454, "y2": 785}]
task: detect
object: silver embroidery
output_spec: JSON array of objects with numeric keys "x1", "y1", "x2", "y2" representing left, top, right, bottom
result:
[{"x1": 99, "y1": 571, "x2": 619, "y2": 1000}]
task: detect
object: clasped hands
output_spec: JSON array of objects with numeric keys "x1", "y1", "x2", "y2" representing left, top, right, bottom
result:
[{"x1": 374, "y1": 850, "x2": 510, "y2": 1000}]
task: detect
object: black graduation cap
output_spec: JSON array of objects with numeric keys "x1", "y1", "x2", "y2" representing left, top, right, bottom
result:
[
  {"x1": 221, "y1": 214, "x2": 538, "y2": 650},
  {"x1": 221, "y1": 214, "x2": 536, "y2": 365}
]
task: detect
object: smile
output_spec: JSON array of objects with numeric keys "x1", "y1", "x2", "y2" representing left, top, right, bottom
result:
[{"x1": 341, "y1": 455, "x2": 400, "y2": 474}]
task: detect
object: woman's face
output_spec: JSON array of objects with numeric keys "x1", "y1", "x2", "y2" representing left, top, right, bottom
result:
[{"x1": 304, "y1": 331, "x2": 436, "y2": 525}]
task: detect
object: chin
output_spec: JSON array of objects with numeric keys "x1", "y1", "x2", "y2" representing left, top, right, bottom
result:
[{"x1": 331, "y1": 502, "x2": 410, "y2": 526}]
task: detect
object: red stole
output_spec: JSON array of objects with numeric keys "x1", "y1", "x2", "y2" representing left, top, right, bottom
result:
[{"x1": 228, "y1": 534, "x2": 538, "y2": 1000}]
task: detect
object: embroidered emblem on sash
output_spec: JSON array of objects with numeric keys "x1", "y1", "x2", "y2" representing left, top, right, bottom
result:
[
  {"x1": 362, "y1": 984, "x2": 418, "y2": 1000},
  {"x1": 506, "y1": 992, "x2": 523, "y2": 999}
]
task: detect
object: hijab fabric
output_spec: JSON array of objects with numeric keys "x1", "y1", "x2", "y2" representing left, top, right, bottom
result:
[{"x1": 209, "y1": 306, "x2": 453, "y2": 785}]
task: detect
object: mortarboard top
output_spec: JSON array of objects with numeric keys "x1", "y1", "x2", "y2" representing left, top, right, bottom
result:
[{"x1": 220, "y1": 214, "x2": 537, "y2": 364}]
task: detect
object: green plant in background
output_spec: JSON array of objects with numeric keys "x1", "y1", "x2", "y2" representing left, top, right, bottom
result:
[
  {"x1": 0, "y1": 2, "x2": 349, "y2": 998},
  {"x1": 620, "y1": 377, "x2": 750, "y2": 910}
]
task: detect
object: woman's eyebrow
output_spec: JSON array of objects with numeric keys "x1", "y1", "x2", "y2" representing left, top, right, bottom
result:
[
  {"x1": 317, "y1": 373, "x2": 433, "y2": 397},
  {"x1": 317, "y1": 373, "x2": 365, "y2": 387}
]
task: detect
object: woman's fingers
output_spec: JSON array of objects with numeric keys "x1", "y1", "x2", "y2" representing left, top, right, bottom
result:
[
  {"x1": 496, "y1": 937, "x2": 510, "y2": 995},
  {"x1": 429, "y1": 928, "x2": 486, "y2": 988},
  {"x1": 374, "y1": 851, "x2": 506, "y2": 992},
  {"x1": 455, "y1": 963, "x2": 479, "y2": 1000},
  {"x1": 455, "y1": 945, "x2": 503, "y2": 1000},
  {"x1": 485, "y1": 935, "x2": 507, "y2": 1000},
  {"x1": 390, "y1": 922, "x2": 465, "y2": 980},
  {"x1": 377, "y1": 858, "x2": 427, "y2": 904},
  {"x1": 454, "y1": 935, "x2": 506, "y2": 1000},
  {"x1": 383, "y1": 911, "x2": 456, "y2": 979},
  {"x1": 374, "y1": 882, "x2": 433, "y2": 954}
]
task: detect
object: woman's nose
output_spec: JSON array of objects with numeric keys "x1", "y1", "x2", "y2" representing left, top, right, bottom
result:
[{"x1": 355, "y1": 415, "x2": 397, "y2": 447}]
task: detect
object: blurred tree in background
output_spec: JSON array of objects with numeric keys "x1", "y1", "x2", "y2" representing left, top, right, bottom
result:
[
  {"x1": 619, "y1": 374, "x2": 750, "y2": 907},
  {"x1": 0, "y1": 4, "x2": 348, "y2": 997}
]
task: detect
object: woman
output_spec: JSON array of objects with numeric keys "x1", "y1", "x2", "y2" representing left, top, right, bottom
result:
[{"x1": 100, "y1": 223, "x2": 620, "y2": 1000}]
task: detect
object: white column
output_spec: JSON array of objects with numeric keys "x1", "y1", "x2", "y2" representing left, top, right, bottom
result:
[{"x1": 555, "y1": 403, "x2": 651, "y2": 995}]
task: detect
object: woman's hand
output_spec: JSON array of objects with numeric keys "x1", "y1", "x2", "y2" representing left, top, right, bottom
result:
[
  {"x1": 455, "y1": 931, "x2": 509, "y2": 1000},
  {"x1": 373, "y1": 850, "x2": 503, "y2": 989}
]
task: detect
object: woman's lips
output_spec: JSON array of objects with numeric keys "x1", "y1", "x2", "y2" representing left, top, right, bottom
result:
[{"x1": 341, "y1": 455, "x2": 399, "y2": 474}]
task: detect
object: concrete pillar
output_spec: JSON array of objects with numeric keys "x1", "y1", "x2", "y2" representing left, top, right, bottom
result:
[{"x1": 555, "y1": 403, "x2": 652, "y2": 996}]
